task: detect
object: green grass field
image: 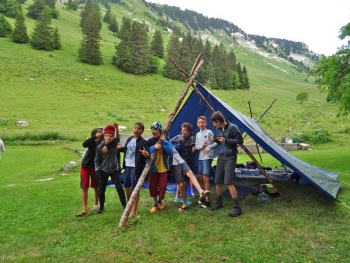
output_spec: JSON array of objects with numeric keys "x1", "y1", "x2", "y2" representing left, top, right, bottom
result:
[{"x1": 1, "y1": 0, "x2": 350, "y2": 262}]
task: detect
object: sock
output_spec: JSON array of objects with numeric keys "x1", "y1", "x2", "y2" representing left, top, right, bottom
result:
[
  {"x1": 217, "y1": 196, "x2": 222, "y2": 204},
  {"x1": 233, "y1": 198, "x2": 240, "y2": 207}
]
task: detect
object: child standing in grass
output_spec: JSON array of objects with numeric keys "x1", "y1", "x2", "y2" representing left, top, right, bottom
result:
[
  {"x1": 76, "y1": 128, "x2": 103, "y2": 217},
  {"x1": 94, "y1": 124, "x2": 126, "y2": 214},
  {"x1": 210, "y1": 111, "x2": 244, "y2": 217},
  {"x1": 118, "y1": 122, "x2": 149, "y2": 217},
  {"x1": 147, "y1": 122, "x2": 173, "y2": 213},
  {"x1": 170, "y1": 122, "x2": 197, "y2": 201},
  {"x1": 171, "y1": 147, "x2": 210, "y2": 212},
  {"x1": 195, "y1": 116, "x2": 217, "y2": 209}
]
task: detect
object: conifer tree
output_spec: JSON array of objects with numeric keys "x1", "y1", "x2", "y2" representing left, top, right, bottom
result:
[
  {"x1": 205, "y1": 61, "x2": 217, "y2": 89},
  {"x1": 30, "y1": 9, "x2": 53, "y2": 50},
  {"x1": 130, "y1": 21, "x2": 150, "y2": 74},
  {"x1": 227, "y1": 50, "x2": 237, "y2": 71},
  {"x1": 179, "y1": 32, "x2": 194, "y2": 72},
  {"x1": 113, "y1": 17, "x2": 133, "y2": 72},
  {"x1": 108, "y1": 14, "x2": 118, "y2": 33},
  {"x1": 27, "y1": 0, "x2": 45, "y2": 20},
  {"x1": 163, "y1": 33, "x2": 182, "y2": 80},
  {"x1": 52, "y1": 26, "x2": 61, "y2": 49},
  {"x1": 78, "y1": 9, "x2": 102, "y2": 65},
  {"x1": 236, "y1": 62, "x2": 244, "y2": 89},
  {"x1": 150, "y1": 28, "x2": 164, "y2": 59},
  {"x1": 80, "y1": 0, "x2": 101, "y2": 32},
  {"x1": 242, "y1": 65, "x2": 250, "y2": 90},
  {"x1": 103, "y1": 8, "x2": 111, "y2": 23},
  {"x1": 116, "y1": 16, "x2": 131, "y2": 40},
  {"x1": 0, "y1": 14, "x2": 12, "y2": 37},
  {"x1": 12, "y1": 7, "x2": 28, "y2": 43}
]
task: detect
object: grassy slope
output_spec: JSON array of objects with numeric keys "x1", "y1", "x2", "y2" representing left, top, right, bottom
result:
[
  {"x1": 1, "y1": 0, "x2": 348, "y2": 142},
  {"x1": 0, "y1": 1, "x2": 350, "y2": 262}
]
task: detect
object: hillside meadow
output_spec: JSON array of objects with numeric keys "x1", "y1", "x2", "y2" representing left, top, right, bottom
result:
[{"x1": 1, "y1": 1, "x2": 350, "y2": 262}]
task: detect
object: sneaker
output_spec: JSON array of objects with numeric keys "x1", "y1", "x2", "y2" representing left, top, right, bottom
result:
[
  {"x1": 150, "y1": 206, "x2": 158, "y2": 213},
  {"x1": 185, "y1": 199, "x2": 192, "y2": 206},
  {"x1": 258, "y1": 193, "x2": 270, "y2": 201},
  {"x1": 158, "y1": 202, "x2": 165, "y2": 210},
  {"x1": 174, "y1": 197, "x2": 183, "y2": 203},
  {"x1": 211, "y1": 203, "x2": 223, "y2": 211},
  {"x1": 191, "y1": 193, "x2": 197, "y2": 198},
  {"x1": 197, "y1": 198, "x2": 205, "y2": 205},
  {"x1": 199, "y1": 201, "x2": 211, "y2": 209},
  {"x1": 228, "y1": 206, "x2": 243, "y2": 217}
]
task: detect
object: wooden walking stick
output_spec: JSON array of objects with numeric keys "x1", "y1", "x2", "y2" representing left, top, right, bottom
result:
[
  {"x1": 170, "y1": 58, "x2": 291, "y2": 202},
  {"x1": 118, "y1": 58, "x2": 205, "y2": 228}
]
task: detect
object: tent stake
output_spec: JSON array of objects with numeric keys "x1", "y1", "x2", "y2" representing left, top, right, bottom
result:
[
  {"x1": 118, "y1": 57, "x2": 204, "y2": 228},
  {"x1": 170, "y1": 57, "x2": 291, "y2": 203}
]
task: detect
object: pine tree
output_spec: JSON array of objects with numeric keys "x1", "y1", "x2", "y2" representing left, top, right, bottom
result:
[
  {"x1": 108, "y1": 14, "x2": 118, "y2": 33},
  {"x1": 242, "y1": 65, "x2": 250, "y2": 90},
  {"x1": 130, "y1": 21, "x2": 150, "y2": 74},
  {"x1": 30, "y1": 9, "x2": 53, "y2": 50},
  {"x1": 150, "y1": 28, "x2": 164, "y2": 58},
  {"x1": 113, "y1": 17, "x2": 133, "y2": 72},
  {"x1": 227, "y1": 50, "x2": 237, "y2": 71},
  {"x1": 179, "y1": 32, "x2": 194, "y2": 72},
  {"x1": 12, "y1": 7, "x2": 28, "y2": 43},
  {"x1": 117, "y1": 16, "x2": 132, "y2": 40},
  {"x1": 103, "y1": 8, "x2": 111, "y2": 23},
  {"x1": 78, "y1": 9, "x2": 102, "y2": 65},
  {"x1": 80, "y1": 0, "x2": 101, "y2": 32},
  {"x1": 27, "y1": 0, "x2": 45, "y2": 20},
  {"x1": 163, "y1": 33, "x2": 182, "y2": 80},
  {"x1": 237, "y1": 62, "x2": 244, "y2": 89},
  {"x1": 0, "y1": 14, "x2": 12, "y2": 37},
  {"x1": 52, "y1": 26, "x2": 61, "y2": 49}
]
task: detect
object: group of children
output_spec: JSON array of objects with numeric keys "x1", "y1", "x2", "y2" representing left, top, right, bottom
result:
[{"x1": 77, "y1": 111, "x2": 244, "y2": 218}]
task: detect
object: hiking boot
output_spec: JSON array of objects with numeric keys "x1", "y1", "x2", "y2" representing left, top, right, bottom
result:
[
  {"x1": 150, "y1": 206, "x2": 158, "y2": 213},
  {"x1": 227, "y1": 206, "x2": 243, "y2": 217},
  {"x1": 199, "y1": 201, "x2": 211, "y2": 209},
  {"x1": 158, "y1": 202, "x2": 165, "y2": 210},
  {"x1": 211, "y1": 203, "x2": 223, "y2": 211}
]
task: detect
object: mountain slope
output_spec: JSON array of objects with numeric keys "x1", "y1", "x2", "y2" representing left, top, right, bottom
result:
[{"x1": 0, "y1": 0, "x2": 346, "y2": 141}]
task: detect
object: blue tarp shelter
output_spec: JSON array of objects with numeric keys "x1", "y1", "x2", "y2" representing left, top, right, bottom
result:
[{"x1": 168, "y1": 83, "x2": 341, "y2": 201}]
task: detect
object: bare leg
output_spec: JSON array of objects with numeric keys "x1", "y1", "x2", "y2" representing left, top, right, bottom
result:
[
  {"x1": 198, "y1": 174, "x2": 204, "y2": 190},
  {"x1": 125, "y1": 187, "x2": 132, "y2": 200},
  {"x1": 91, "y1": 187, "x2": 99, "y2": 210},
  {"x1": 175, "y1": 185, "x2": 180, "y2": 198},
  {"x1": 178, "y1": 181, "x2": 188, "y2": 211},
  {"x1": 216, "y1": 184, "x2": 223, "y2": 197},
  {"x1": 203, "y1": 176, "x2": 211, "y2": 202},
  {"x1": 81, "y1": 188, "x2": 88, "y2": 213},
  {"x1": 190, "y1": 180, "x2": 195, "y2": 196},
  {"x1": 186, "y1": 170, "x2": 204, "y2": 193},
  {"x1": 227, "y1": 184, "x2": 238, "y2": 199}
]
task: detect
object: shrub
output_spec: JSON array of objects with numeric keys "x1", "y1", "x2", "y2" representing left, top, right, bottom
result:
[{"x1": 300, "y1": 130, "x2": 332, "y2": 144}]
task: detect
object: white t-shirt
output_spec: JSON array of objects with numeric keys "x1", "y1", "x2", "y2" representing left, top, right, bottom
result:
[{"x1": 125, "y1": 138, "x2": 136, "y2": 167}]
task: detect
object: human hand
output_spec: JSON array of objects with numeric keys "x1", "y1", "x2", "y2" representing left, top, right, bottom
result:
[
  {"x1": 139, "y1": 147, "x2": 149, "y2": 157},
  {"x1": 160, "y1": 134, "x2": 165, "y2": 141},
  {"x1": 202, "y1": 140, "x2": 208, "y2": 148},
  {"x1": 217, "y1": 137, "x2": 225, "y2": 143},
  {"x1": 203, "y1": 149, "x2": 208, "y2": 155},
  {"x1": 154, "y1": 142, "x2": 161, "y2": 150},
  {"x1": 117, "y1": 142, "x2": 122, "y2": 149},
  {"x1": 101, "y1": 145, "x2": 108, "y2": 153},
  {"x1": 192, "y1": 146, "x2": 196, "y2": 153}
]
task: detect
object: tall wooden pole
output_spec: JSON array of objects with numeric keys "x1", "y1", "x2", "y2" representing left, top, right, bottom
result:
[
  {"x1": 170, "y1": 58, "x2": 291, "y2": 202},
  {"x1": 118, "y1": 58, "x2": 205, "y2": 228}
]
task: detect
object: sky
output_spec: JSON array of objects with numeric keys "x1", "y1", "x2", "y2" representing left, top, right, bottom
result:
[{"x1": 146, "y1": 0, "x2": 350, "y2": 56}]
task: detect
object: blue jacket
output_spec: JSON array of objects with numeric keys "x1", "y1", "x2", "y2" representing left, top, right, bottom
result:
[{"x1": 147, "y1": 137, "x2": 173, "y2": 173}]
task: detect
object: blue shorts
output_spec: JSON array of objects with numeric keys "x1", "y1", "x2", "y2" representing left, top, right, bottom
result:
[
  {"x1": 197, "y1": 159, "x2": 213, "y2": 176},
  {"x1": 124, "y1": 167, "x2": 137, "y2": 190}
]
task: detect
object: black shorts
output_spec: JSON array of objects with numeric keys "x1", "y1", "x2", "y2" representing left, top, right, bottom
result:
[
  {"x1": 214, "y1": 155, "x2": 237, "y2": 185},
  {"x1": 171, "y1": 162, "x2": 190, "y2": 184}
]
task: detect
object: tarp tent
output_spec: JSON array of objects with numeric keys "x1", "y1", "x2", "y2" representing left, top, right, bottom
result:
[{"x1": 168, "y1": 83, "x2": 341, "y2": 201}]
